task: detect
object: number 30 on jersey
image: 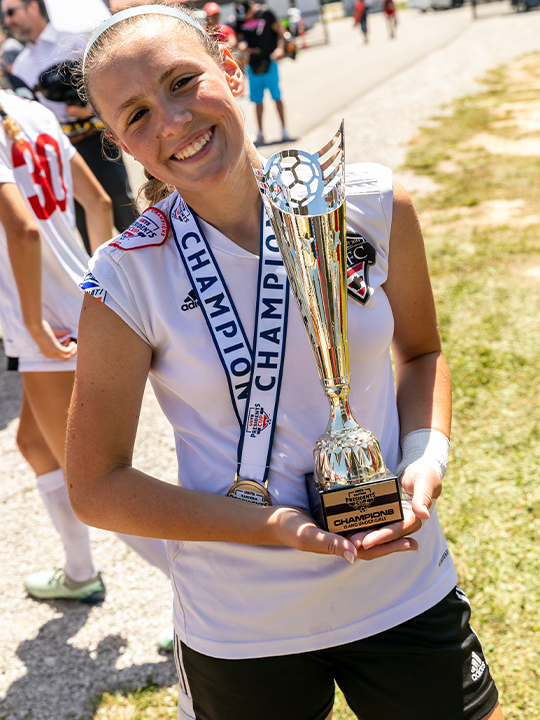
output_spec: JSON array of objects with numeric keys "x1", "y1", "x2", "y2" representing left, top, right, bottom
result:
[{"x1": 12, "y1": 133, "x2": 67, "y2": 221}]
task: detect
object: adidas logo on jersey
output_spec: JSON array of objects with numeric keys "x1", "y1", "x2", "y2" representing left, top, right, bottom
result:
[
  {"x1": 181, "y1": 290, "x2": 199, "y2": 311},
  {"x1": 471, "y1": 651, "x2": 486, "y2": 681}
]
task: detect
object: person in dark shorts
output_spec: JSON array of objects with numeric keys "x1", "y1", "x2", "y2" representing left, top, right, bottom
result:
[
  {"x1": 69, "y1": 6, "x2": 505, "y2": 719},
  {"x1": 353, "y1": 0, "x2": 368, "y2": 43},
  {"x1": 235, "y1": 0, "x2": 291, "y2": 145}
]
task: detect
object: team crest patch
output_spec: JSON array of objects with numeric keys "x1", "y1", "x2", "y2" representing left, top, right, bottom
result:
[
  {"x1": 246, "y1": 404, "x2": 271, "y2": 437},
  {"x1": 80, "y1": 271, "x2": 107, "y2": 302},
  {"x1": 346, "y1": 229, "x2": 376, "y2": 305},
  {"x1": 172, "y1": 198, "x2": 191, "y2": 223},
  {"x1": 109, "y1": 207, "x2": 169, "y2": 251}
]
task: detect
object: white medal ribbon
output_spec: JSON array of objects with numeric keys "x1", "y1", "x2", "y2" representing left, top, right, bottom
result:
[{"x1": 170, "y1": 196, "x2": 289, "y2": 486}]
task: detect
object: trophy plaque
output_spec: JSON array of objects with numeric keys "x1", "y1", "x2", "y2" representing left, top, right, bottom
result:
[{"x1": 253, "y1": 123, "x2": 404, "y2": 535}]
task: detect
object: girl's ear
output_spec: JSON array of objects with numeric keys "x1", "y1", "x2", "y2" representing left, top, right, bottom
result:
[
  {"x1": 221, "y1": 47, "x2": 244, "y2": 97},
  {"x1": 105, "y1": 129, "x2": 132, "y2": 157}
]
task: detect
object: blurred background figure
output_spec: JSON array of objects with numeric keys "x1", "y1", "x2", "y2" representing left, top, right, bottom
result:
[
  {"x1": 203, "y1": 1, "x2": 237, "y2": 49},
  {"x1": 1, "y1": 0, "x2": 138, "y2": 254},
  {"x1": 383, "y1": 0, "x2": 397, "y2": 38},
  {"x1": 235, "y1": 0, "x2": 291, "y2": 146},
  {"x1": 353, "y1": 0, "x2": 368, "y2": 43},
  {"x1": 0, "y1": 36, "x2": 23, "y2": 72}
]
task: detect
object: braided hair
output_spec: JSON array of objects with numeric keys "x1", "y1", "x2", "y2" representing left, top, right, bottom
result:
[{"x1": 0, "y1": 102, "x2": 24, "y2": 144}]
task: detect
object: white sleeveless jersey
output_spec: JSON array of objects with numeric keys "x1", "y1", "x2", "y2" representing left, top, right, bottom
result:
[
  {"x1": 0, "y1": 91, "x2": 87, "y2": 358},
  {"x1": 85, "y1": 163, "x2": 458, "y2": 662}
]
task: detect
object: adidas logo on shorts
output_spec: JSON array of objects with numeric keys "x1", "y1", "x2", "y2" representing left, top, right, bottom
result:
[
  {"x1": 471, "y1": 651, "x2": 486, "y2": 681},
  {"x1": 181, "y1": 290, "x2": 199, "y2": 311}
]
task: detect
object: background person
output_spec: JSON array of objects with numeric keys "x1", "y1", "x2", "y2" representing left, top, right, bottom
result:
[
  {"x1": 0, "y1": 85, "x2": 171, "y2": 626},
  {"x1": 68, "y1": 6, "x2": 504, "y2": 720},
  {"x1": 353, "y1": 0, "x2": 368, "y2": 43},
  {"x1": 203, "y1": 1, "x2": 237, "y2": 48},
  {"x1": 383, "y1": 0, "x2": 397, "y2": 39},
  {"x1": 235, "y1": 0, "x2": 291, "y2": 145},
  {"x1": 1, "y1": 0, "x2": 138, "y2": 254}
]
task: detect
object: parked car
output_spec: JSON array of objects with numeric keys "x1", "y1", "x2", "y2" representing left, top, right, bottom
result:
[
  {"x1": 408, "y1": 0, "x2": 431, "y2": 10},
  {"x1": 431, "y1": 0, "x2": 463, "y2": 8}
]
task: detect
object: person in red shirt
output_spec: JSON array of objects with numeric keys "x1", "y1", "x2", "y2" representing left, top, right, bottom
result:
[
  {"x1": 383, "y1": 0, "x2": 397, "y2": 39},
  {"x1": 353, "y1": 0, "x2": 368, "y2": 43},
  {"x1": 204, "y1": 2, "x2": 237, "y2": 48}
]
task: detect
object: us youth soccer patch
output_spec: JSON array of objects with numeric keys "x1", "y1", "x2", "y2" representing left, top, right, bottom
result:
[
  {"x1": 109, "y1": 207, "x2": 169, "y2": 251},
  {"x1": 80, "y1": 271, "x2": 107, "y2": 302},
  {"x1": 246, "y1": 404, "x2": 271, "y2": 437},
  {"x1": 172, "y1": 198, "x2": 191, "y2": 223},
  {"x1": 346, "y1": 229, "x2": 376, "y2": 305}
]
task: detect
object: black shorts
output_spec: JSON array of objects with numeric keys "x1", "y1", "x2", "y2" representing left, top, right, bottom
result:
[
  {"x1": 6, "y1": 356, "x2": 19, "y2": 371},
  {"x1": 174, "y1": 587, "x2": 499, "y2": 720}
]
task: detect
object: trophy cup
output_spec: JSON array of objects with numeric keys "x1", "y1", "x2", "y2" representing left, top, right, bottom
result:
[{"x1": 253, "y1": 123, "x2": 404, "y2": 535}]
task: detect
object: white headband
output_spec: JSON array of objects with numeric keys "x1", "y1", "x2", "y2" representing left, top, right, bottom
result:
[{"x1": 83, "y1": 5, "x2": 205, "y2": 68}]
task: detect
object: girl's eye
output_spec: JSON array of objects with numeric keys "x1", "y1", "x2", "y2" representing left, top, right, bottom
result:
[
  {"x1": 173, "y1": 75, "x2": 196, "y2": 91},
  {"x1": 128, "y1": 108, "x2": 147, "y2": 126}
]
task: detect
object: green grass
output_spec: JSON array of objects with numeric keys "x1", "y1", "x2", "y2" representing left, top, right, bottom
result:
[{"x1": 92, "y1": 54, "x2": 540, "y2": 720}]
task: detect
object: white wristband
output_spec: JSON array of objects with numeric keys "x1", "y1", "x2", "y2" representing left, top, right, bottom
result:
[{"x1": 394, "y1": 428, "x2": 450, "y2": 481}]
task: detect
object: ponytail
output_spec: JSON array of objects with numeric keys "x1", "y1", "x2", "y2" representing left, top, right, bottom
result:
[
  {"x1": 139, "y1": 168, "x2": 175, "y2": 207},
  {"x1": 0, "y1": 103, "x2": 24, "y2": 144}
]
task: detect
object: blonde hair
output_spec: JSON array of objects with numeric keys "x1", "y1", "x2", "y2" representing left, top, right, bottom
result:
[
  {"x1": 0, "y1": 103, "x2": 24, "y2": 144},
  {"x1": 81, "y1": 3, "x2": 223, "y2": 207}
]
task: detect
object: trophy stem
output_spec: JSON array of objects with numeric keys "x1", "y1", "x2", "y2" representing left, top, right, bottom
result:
[{"x1": 322, "y1": 376, "x2": 358, "y2": 435}]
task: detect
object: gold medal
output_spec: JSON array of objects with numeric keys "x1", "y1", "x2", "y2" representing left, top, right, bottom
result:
[{"x1": 227, "y1": 478, "x2": 272, "y2": 506}]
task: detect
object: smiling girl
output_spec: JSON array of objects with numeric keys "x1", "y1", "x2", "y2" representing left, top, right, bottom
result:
[{"x1": 66, "y1": 5, "x2": 504, "y2": 719}]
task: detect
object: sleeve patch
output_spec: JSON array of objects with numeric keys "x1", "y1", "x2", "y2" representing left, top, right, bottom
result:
[
  {"x1": 80, "y1": 270, "x2": 107, "y2": 302},
  {"x1": 109, "y1": 206, "x2": 169, "y2": 251}
]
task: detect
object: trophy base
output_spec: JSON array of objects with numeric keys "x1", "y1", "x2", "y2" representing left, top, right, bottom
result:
[{"x1": 305, "y1": 472, "x2": 403, "y2": 536}]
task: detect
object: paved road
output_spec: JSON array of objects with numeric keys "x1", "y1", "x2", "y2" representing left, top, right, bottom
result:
[{"x1": 2, "y1": 5, "x2": 540, "y2": 719}]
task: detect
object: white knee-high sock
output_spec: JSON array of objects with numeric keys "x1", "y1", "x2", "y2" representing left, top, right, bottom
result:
[
  {"x1": 36, "y1": 469, "x2": 96, "y2": 583},
  {"x1": 115, "y1": 534, "x2": 170, "y2": 578}
]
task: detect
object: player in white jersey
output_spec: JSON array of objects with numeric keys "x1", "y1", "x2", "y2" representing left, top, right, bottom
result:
[
  {"x1": 67, "y1": 6, "x2": 504, "y2": 720},
  {"x1": 0, "y1": 86, "x2": 171, "y2": 610}
]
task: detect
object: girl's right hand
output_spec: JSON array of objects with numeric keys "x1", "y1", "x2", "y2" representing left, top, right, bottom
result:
[
  {"x1": 31, "y1": 320, "x2": 77, "y2": 360},
  {"x1": 267, "y1": 506, "x2": 416, "y2": 564}
]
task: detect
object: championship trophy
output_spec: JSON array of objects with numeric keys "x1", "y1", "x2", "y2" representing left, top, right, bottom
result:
[{"x1": 253, "y1": 123, "x2": 404, "y2": 535}]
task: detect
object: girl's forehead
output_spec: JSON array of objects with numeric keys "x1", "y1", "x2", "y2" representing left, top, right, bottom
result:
[{"x1": 99, "y1": 23, "x2": 207, "y2": 69}]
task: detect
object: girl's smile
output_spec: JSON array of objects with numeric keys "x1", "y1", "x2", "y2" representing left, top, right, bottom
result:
[{"x1": 172, "y1": 127, "x2": 214, "y2": 161}]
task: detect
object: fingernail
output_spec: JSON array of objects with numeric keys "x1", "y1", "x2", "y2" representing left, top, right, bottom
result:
[{"x1": 343, "y1": 550, "x2": 355, "y2": 564}]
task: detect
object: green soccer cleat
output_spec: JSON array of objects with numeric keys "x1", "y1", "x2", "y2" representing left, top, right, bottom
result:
[
  {"x1": 24, "y1": 568, "x2": 106, "y2": 604},
  {"x1": 156, "y1": 626, "x2": 174, "y2": 652}
]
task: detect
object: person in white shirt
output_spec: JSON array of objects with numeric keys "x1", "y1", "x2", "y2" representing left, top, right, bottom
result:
[
  {"x1": 66, "y1": 6, "x2": 505, "y2": 720},
  {"x1": 1, "y1": 0, "x2": 137, "y2": 253},
  {"x1": 0, "y1": 87, "x2": 170, "y2": 613}
]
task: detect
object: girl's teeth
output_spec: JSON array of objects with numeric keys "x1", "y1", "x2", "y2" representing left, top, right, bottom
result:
[{"x1": 175, "y1": 130, "x2": 213, "y2": 161}]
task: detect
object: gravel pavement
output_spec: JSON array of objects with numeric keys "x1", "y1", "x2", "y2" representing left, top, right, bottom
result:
[{"x1": 2, "y1": 6, "x2": 540, "y2": 719}]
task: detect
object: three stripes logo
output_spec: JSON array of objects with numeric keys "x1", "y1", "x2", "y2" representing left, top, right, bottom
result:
[
  {"x1": 471, "y1": 651, "x2": 486, "y2": 682},
  {"x1": 181, "y1": 290, "x2": 199, "y2": 312}
]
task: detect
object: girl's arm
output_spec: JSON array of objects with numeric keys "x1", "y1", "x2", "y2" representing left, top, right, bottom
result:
[
  {"x1": 348, "y1": 181, "x2": 450, "y2": 553},
  {"x1": 0, "y1": 182, "x2": 76, "y2": 360},
  {"x1": 361, "y1": 180, "x2": 452, "y2": 548},
  {"x1": 66, "y1": 294, "x2": 417, "y2": 562},
  {"x1": 70, "y1": 152, "x2": 114, "y2": 254}
]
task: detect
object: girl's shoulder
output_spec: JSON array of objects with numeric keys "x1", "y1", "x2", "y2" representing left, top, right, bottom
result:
[{"x1": 99, "y1": 192, "x2": 179, "y2": 258}]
